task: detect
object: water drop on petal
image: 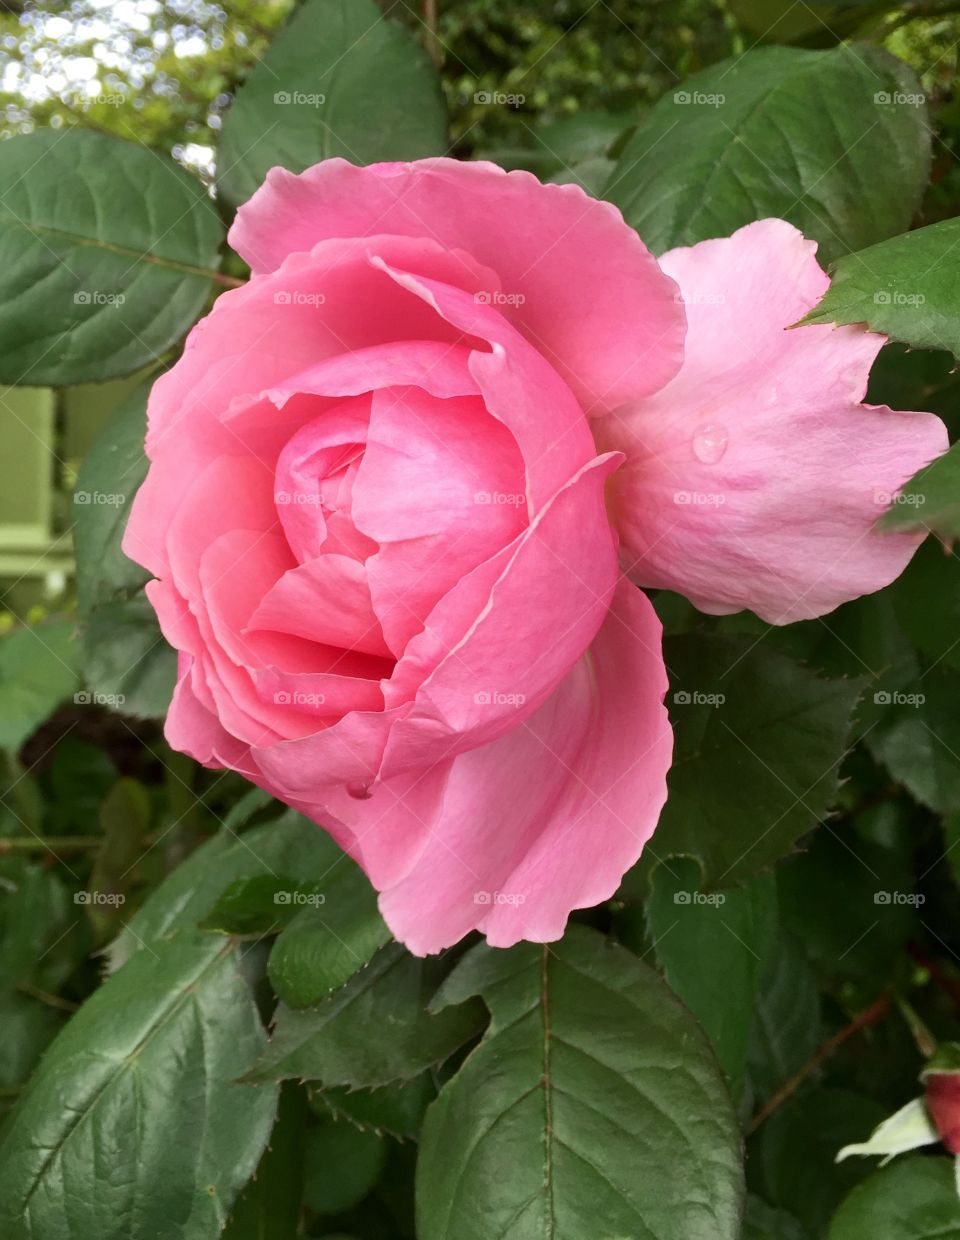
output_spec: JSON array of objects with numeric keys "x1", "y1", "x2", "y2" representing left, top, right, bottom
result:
[
  {"x1": 347, "y1": 781, "x2": 373, "y2": 800},
  {"x1": 692, "y1": 423, "x2": 729, "y2": 464}
]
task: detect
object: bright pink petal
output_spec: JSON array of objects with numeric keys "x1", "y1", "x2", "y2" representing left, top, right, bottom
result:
[
  {"x1": 372, "y1": 257, "x2": 596, "y2": 508},
  {"x1": 601, "y1": 219, "x2": 949, "y2": 623},
  {"x1": 382, "y1": 453, "x2": 622, "y2": 771},
  {"x1": 249, "y1": 554, "x2": 391, "y2": 659},
  {"x1": 228, "y1": 157, "x2": 685, "y2": 411},
  {"x1": 355, "y1": 386, "x2": 526, "y2": 653},
  {"x1": 141, "y1": 234, "x2": 495, "y2": 458},
  {"x1": 368, "y1": 580, "x2": 672, "y2": 954}
]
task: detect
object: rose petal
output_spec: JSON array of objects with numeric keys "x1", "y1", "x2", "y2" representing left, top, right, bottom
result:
[
  {"x1": 382, "y1": 452, "x2": 622, "y2": 770},
  {"x1": 369, "y1": 580, "x2": 672, "y2": 953},
  {"x1": 601, "y1": 219, "x2": 949, "y2": 623},
  {"x1": 229, "y1": 157, "x2": 685, "y2": 411}
]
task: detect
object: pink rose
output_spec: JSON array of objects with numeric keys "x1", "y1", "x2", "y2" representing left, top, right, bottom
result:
[{"x1": 124, "y1": 158, "x2": 946, "y2": 955}]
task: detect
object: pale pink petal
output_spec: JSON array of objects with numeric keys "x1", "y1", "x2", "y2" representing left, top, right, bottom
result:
[
  {"x1": 228, "y1": 158, "x2": 685, "y2": 411},
  {"x1": 601, "y1": 219, "x2": 949, "y2": 623},
  {"x1": 369, "y1": 580, "x2": 672, "y2": 954}
]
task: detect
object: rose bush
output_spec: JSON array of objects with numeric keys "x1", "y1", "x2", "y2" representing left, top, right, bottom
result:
[{"x1": 124, "y1": 157, "x2": 947, "y2": 955}]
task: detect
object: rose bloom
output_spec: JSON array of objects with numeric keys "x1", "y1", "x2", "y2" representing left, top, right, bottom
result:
[{"x1": 124, "y1": 159, "x2": 946, "y2": 954}]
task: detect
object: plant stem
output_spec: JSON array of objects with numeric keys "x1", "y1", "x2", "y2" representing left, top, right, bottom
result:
[{"x1": 747, "y1": 994, "x2": 890, "y2": 1135}]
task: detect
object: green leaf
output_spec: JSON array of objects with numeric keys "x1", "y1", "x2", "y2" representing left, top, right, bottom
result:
[
  {"x1": 109, "y1": 809, "x2": 355, "y2": 963},
  {"x1": 876, "y1": 440, "x2": 960, "y2": 542},
  {"x1": 803, "y1": 218, "x2": 960, "y2": 361},
  {"x1": 315, "y1": 1075, "x2": 436, "y2": 1141},
  {"x1": 0, "y1": 130, "x2": 224, "y2": 386},
  {"x1": 0, "y1": 619, "x2": 80, "y2": 751},
  {"x1": 247, "y1": 944, "x2": 485, "y2": 1089},
  {"x1": 751, "y1": 1088, "x2": 889, "y2": 1234},
  {"x1": 217, "y1": 0, "x2": 447, "y2": 207},
  {"x1": 0, "y1": 931, "x2": 278, "y2": 1238},
  {"x1": 84, "y1": 777, "x2": 152, "y2": 941},
  {"x1": 222, "y1": 1082, "x2": 307, "y2": 1240},
  {"x1": 0, "y1": 992, "x2": 63, "y2": 1098},
  {"x1": 748, "y1": 930, "x2": 822, "y2": 1106},
  {"x1": 201, "y1": 874, "x2": 333, "y2": 936},
  {"x1": 79, "y1": 598, "x2": 177, "y2": 720},
  {"x1": 73, "y1": 383, "x2": 176, "y2": 719},
  {"x1": 639, "y1": 634, "x2": 860, "y2": 889},
  {"x1": 605, "y1": 45, "x2": 930, "y2": 264},
  {"x1": 198, "y1": 823, "x2": 389, "y2": 1005},
  {"x1": 889, "y1": 540, "x2": 960, "y2": 675},
  {"x1": 743, "y1": 1195, "x2": 811, "y2": 1240},
  {"x1": 777, "y1": 823, "x2": 917, "y2": 990},
  {"x1": 302, "y1": 1116, "x2": 386, "y2": 1216},
  {"x1": 267, "y1": 881, "x2": 389, "y2": 1010},
  {"x1": 646, "y1": 860, "x2": 777, "y2": 1097},
  {"x1": 829, "y1": 1156, "x2": 960, "y2": 1238},
  {"x1": 866, "y1": 668, "x2": 960, "y2": 814},
  {"x1": 416, "y1": 927, "x2": 744, "y2": 1240},
  {"x1": 73, "y1": 384, "x2": 151, "y2": 612}
]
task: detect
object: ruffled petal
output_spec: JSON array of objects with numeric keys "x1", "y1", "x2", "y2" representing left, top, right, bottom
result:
[
  {"x1": 228, "y1": 157, "x2": 685, "y2": 411},
  {"x1": 371, "y1": 580, "x2": 671, "y2": 954},
  {"x1": 602, "y1": 219, "x2": 949, "y2": 623}
]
